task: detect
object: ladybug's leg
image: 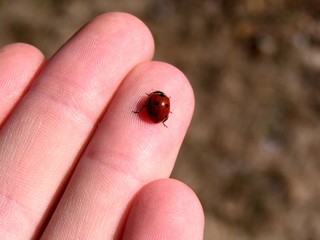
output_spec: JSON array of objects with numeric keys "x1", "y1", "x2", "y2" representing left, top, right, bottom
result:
[
  {"x1": 133, "y1": 104, "x2": 146, "y2": 113},
  {"x1": 162, "y1": 115, "x2": 169, "y2": 128}
]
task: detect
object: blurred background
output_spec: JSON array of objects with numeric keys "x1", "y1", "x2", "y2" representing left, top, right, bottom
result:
[{"x1": 1, "y1": 0, "x2": 320, "y2": 239}]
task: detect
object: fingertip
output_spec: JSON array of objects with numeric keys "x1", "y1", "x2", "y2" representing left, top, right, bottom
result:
[
  {"x1": 92, "y1": 60, "x2": 195, "y2": 179},
  {"x1": 123, "y1": 178, "x2": 204, "y2": 240},
  {"x1": 88, "y1": 12, "x2": 155, "y2": 60},
  {"x1": 0, "y1": 42, "x2": 45, "y2": 64}
]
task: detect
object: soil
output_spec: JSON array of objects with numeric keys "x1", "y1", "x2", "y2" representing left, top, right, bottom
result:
[{"x1": 1, "y1": 1, "x2": 320, "y2": 239}]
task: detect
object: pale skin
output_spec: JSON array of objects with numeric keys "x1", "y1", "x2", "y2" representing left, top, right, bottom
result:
[{"x1": 0, "y1": 12, "x2": 204, "y2": 239}]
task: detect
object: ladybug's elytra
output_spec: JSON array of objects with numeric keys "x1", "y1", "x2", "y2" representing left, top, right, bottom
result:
[{"x1": 133, "y1": 91, "x2": 171, "y2": 127}]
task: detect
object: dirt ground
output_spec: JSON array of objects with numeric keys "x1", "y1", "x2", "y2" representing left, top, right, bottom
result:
[{"x1": 1, "y1": 1, "x2": 320, "y2": 239}]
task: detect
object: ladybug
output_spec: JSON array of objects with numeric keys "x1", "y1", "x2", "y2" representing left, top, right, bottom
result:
[{"x1": 133, "y1": 91, "x2": 171, "y2": 127}]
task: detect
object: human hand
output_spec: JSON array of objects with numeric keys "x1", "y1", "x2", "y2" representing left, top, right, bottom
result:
[{"x1": 0, "y1": 12, "x2": 204, "y2": 239}]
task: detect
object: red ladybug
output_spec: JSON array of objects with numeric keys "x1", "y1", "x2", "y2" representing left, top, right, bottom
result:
[{"x1": 133, "y1": 91, "x2": 171, "y2": 127}]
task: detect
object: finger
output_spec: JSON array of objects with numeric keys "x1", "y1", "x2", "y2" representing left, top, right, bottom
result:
[
  {"x1": 0, "y1": 43, "x2": 45, "y2": 126},
  {"x1": 0, "y1": 12, "x2": 154, "y2": 239},
  {"x1": 122, "y1": 179, "x2": 204, "y2": 240},
  {"x1": 42, "y1": 61, "x2": 195, "y2": 239}
]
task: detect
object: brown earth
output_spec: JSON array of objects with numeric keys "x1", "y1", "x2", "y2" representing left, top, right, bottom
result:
[{"x1": 1, "y1": 1, "x2": 320, "y2": 239}]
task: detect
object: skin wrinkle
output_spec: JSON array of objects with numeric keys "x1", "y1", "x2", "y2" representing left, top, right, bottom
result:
[
  {"x1": 84, "y1": 97, "x2": 166, "y2": 175},
  {"x1": 46, "y1": 34, "x2": 103, "y2": 79},
  {"x1": 0, "y1": 110, "x2": 44, "y2": 168},
  {"x1": 76, "y1": 183, "x2": 106, "y2": 237},
  {"x1": 65, "y1": 191, "x2": 91, "y2": 238},
  {"x1": 85, "y1": 134, "x2": 169, "y2": 183},
  {"x1": 104, "y1": 111, "x2": 172, "y2": 172},
  {"x1": 83, "y1": 147, "x2": 145, "y2": 187},
  {"x1": 0, "y1": 194, "x2": 34, "y2": 224},
  {"x1": 45, "y1": 160, "x2": 140, "y2": 240},
  {"x1": 0, "y1": 113, "x2": 45, "y2": 216},
  {"x1": 28, "y1": 75, "x2": 100, "y2": 125},
  {"x1": 0, "y1": 193, "x2": 37, "y2": 238},
  {"x1": 28, "y1": 25, "x2": 149, "y2": 127},
  {"x1": 0, "y1": 92, "x2": 89, "y2": 218}
]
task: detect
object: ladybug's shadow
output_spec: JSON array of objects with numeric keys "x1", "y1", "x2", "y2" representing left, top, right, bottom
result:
[{"x1": 132, "y1": 96, "x2": 154, "y2": 124}]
